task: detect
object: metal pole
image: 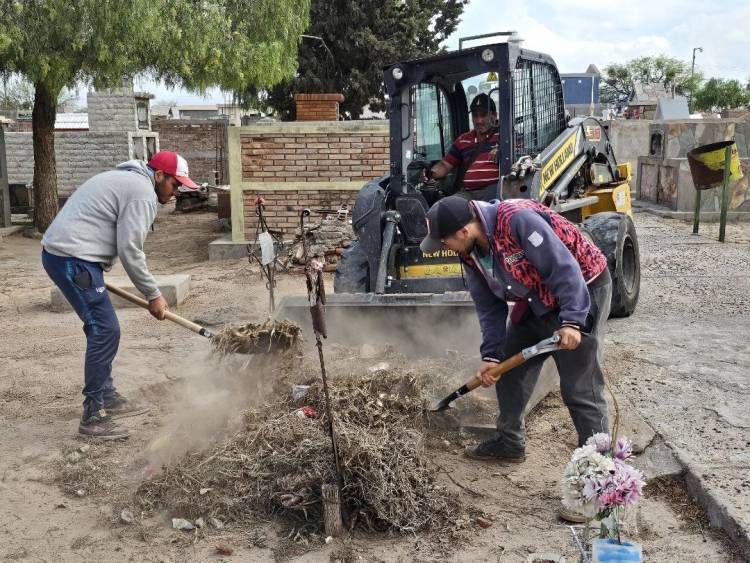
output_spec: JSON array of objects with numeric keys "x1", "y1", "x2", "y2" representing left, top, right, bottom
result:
[
  {"x1": 719, "y1": 145, "x2": 732, "y2": 243},
  {"x1": 689, "y1": 47, "x2": 702, "y2": 113},
  {"x1": 692, "y1": 188, "x2": 702, "y2": 235}
]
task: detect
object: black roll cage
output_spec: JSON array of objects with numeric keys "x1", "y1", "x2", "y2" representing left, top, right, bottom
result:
[{"x1": 383, "y1": 41, "x2": 562, "y2": 196}]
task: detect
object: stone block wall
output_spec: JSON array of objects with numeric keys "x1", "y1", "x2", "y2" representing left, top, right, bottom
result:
[
  {"x1": 635, "y1": 117, "x2": 750, "y2": 212},
  {"x1": 294, "y1": 93, "x2": 344, "y2": 121},
  {"x1": 228, "y1": 121, "x2": 388, "y2": 242},
  {"x1": 607, "y1": 119, "x2": 651, "y2": 188},
  {"x1": 6, "y1": 132, "x2": 130, "y2": 196},
  {"x1": 151, "y1": 118, "x2": 227, "y2": 184},
  {"x1": 88, "y1": 87, "x2": 138, "y2": 133}
]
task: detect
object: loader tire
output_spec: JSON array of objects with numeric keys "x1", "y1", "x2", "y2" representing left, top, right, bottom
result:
[
  {"x1": 583, "y1": 212, "x2": 640, "y2": 318},
  {"x1": 334, "y1": 242, "x2": 369, "y2": 293}
]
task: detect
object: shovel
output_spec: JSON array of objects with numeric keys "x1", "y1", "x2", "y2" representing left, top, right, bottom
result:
[
  {"x1": 104, "y1": 283, "x2": 298, "y2": 354},
  {"x1": 430, "y1": 334, "x2": 561, "y2": 412}
]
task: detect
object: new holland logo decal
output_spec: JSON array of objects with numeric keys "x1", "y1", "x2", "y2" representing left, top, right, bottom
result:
[{"x1": 541, "y1": 132, "x2": 577, "y2": 190}]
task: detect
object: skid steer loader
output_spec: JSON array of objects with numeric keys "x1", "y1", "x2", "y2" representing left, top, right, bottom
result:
[{"x1": 278, "y1": 34, "x2": 640, "y2": 353}]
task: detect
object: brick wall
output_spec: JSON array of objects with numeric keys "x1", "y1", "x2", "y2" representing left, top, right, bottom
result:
[
  {"x1": 6, "y1": 132, "x2": 131, "y2": 196},
  {"x1": 228, "y1": 121, "x2": 389, "y2": 242},
  {"x1": 151, "y1": 118, "x2": 227, "y2": 184},
  {"x1": 242, "y1": 190, "x2": 358, "y2": 235},
  {"x1": 294, "y1": 93, "x2": 344, "y2": 121},
  {"x1": 239, "y1": 130, "x2": 388, "y2": 185}
]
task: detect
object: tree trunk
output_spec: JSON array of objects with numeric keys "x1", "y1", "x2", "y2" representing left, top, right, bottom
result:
[{"x1": 32, "y1": 82, "x2": 60, "y2": 233}]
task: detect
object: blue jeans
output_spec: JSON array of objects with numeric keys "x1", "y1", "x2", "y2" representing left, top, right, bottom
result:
[{"x1": 42, "y1": 250, "x2": 120, "y2": 408}]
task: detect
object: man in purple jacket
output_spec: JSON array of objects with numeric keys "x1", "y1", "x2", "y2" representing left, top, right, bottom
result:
[{"x1": 421, "y1": 196, "x2": 612, "y2": 465}]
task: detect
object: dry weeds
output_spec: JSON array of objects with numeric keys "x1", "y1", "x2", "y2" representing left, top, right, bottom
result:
[{"x1": 135, "y1": 369, "x2": 466, "y2": 535}]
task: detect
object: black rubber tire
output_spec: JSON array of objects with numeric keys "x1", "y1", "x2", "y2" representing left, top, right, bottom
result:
[
  {"x1": 334, "y1": 242, "x2": 369, "y2": 293},
  {"x1": 582, "y1": 212, "x2": 640, "y2": 318}
]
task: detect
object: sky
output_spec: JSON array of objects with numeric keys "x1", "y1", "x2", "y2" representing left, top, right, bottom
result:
[{"x1": 77, "y1": 0, "x2": 749, "y2": 108}]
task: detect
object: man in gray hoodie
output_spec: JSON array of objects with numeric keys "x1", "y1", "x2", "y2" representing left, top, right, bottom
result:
[{"x1": 41, "y1": 151, "x2": 198, "y2": 439}]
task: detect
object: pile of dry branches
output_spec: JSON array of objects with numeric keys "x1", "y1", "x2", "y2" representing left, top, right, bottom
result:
[
  {"x1": 136, "y1": 369, "x2": 461, "y2": 534},
  {"x1": 211, "y1": 319, "x2": 302, "y2": 355}
]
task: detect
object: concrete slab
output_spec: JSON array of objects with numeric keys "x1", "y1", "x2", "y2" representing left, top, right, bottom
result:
[
  {"x1": 616, "y1": 396, "x2": 657, "y2": 454},
  {"x1": 208, "y1": 235, "x2": 252, "y2": 261},
  {"x1": 632, "y1": 437, "x2": 683, "y2": 481},
  {"x1": 0, "y1": 226, "x2": 24, "y2": 239},
  {"x1": 50, "y1": 274, "x2": 191, "y2": 312}
]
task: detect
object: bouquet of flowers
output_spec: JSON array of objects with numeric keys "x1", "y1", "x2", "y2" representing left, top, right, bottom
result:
[{"x1": 561, "y1": 433, "x2": 646, "y2": 541}]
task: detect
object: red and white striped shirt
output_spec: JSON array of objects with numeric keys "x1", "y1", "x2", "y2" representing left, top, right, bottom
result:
[{"x1": 444, "y1": 129, "x2": 500, "y2": 190}]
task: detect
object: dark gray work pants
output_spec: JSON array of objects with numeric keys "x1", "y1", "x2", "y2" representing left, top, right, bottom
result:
[{"x1": 495, "y1": 270, "x2": 612, "y2": 448}]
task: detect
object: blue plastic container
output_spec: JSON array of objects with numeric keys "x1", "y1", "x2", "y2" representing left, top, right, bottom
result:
[{"x1": 592, "y1": 538, "x2": 642, "y2": 562}]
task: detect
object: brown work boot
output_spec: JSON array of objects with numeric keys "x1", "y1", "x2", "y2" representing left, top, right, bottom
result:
[
  {"x1": 464, "y1": 438, "x2": 526, "y2": 463},
  {"x1": 79, "y1": 404, "x2": 129, "y2": 440},
  {"x1": 103, "y1": 391, "x2": 150, "y2": 419}
]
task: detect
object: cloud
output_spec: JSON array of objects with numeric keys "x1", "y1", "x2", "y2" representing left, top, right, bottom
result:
[{"x1": 448, "y1": 0, "x2": 749, "y2": 81}]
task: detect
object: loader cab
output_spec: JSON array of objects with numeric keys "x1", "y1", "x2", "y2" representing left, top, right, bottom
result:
[
  {"x1": 383, "y1": 41, "x2": 566, "y2": 203},
  {"x1": 339, "y1": 40, "x2": 569, "y2": 295}
]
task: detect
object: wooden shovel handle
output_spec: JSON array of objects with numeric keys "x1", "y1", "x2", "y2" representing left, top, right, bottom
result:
[
  {"x1": 465, "y1": 351, "x2": 527, "y2": 392},
  {"x1": 104, "y1": 283, "x2": 212, "y2": 338}
]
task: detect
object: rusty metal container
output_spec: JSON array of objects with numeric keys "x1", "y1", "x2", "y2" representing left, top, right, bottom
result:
[{"x1": 687, "y1": 140, "x2": 744, "y2": 190}]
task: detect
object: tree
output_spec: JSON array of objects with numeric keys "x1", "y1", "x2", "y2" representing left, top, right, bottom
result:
[
  {"x1": 693, "y1": 78, "x2": 750, "y2": 112},
  {"x1": 259, "y1": 0, "x2": 469, "y2": 120},
  {"x1": 0, "y1": 0, "x2": 310, "y2": 232},
  {"x1": 600, "y1": 55, "x2": 702, "y2": 105}
]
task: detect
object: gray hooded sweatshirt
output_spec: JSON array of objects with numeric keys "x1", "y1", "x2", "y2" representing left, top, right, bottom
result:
[{"x1": 42, "y1": 160, "x2": 161, "y2": 300}]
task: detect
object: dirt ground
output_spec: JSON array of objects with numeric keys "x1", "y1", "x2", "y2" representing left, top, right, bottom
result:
[{"x1": 0, "y1": 206, "x2": 744, "y2": 562}]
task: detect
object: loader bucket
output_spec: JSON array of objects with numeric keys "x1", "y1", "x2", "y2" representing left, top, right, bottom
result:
[{"x1": 276, "y1": 292, "x2": 480, "y2": 356}]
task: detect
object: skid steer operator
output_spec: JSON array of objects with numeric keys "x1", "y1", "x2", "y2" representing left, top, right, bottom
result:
[
  {"x1": 421, "y1": 93, "x2": 500, "y2": 201},
  {"x1": 420, "y1": 196, "x2": 613, "y2": 465}
]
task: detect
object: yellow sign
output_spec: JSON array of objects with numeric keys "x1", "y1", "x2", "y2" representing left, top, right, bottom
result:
[
  {"x1": 421, "y1": 250, "x2": 458, "y2": 258},
  {"x1": 487, "y1": 72, "x2": 498, "y2": 82},
  {"x1": 399, "y1": 263, "x2": 462, "y2": 279},
  {"x1": 541, "y1": 132, "x2": 578, "y2": 190}
]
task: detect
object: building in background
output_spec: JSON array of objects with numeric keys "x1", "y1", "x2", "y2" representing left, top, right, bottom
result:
[
  {"x1": 5, "y1": 82, "x2": 159, "y2": 200},
  {"x1": 561, "y1": 64, "x2": 601, "y2": 117}
]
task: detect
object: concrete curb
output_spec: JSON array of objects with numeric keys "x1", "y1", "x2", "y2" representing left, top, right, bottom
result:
[
  {"x1": 0, "y1": 226, "x2": 24, "y2": 239},
  {"x1": 673, "y1": 449, "x2": 750, "y2": 560},
  {"x1": 633, "y1": 200, "x2": 750, "y2": 223}
]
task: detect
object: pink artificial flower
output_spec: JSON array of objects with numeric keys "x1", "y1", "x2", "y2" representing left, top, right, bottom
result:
[
  {"x1": 596, "y1": 460, "x2": 645, "y2": 511},
  {"x1": 614, "y1": 437, "x2": 634, "y2": 460}
]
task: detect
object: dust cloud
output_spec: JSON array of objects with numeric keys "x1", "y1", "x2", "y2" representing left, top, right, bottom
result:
[
  {"x1": 139, "y1": 350, "x2": 276, "y2": 476},
  {"x1": 280, "y1": 302, "x2": 483, "y2": 359}
]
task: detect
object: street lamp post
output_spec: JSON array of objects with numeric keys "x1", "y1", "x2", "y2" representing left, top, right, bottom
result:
[{"x1": 690, "y1": 46, "x2": 703, "y2": 113}]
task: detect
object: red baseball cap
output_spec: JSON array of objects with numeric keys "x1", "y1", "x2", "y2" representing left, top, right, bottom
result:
[{"x1": 147, "y1": 151, "x2": 198, "y2": 190}]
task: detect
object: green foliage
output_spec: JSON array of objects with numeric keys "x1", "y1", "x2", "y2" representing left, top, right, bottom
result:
[
  {"x1": 258, "y1": 0, "x2": 469, "y2": 120},
  {"x1": 0, "y1": 0, "x2": 311, "y2": 97},
  {"x1": 0, "y1": 0, "x2": 310, "y2": 231},
  {"x1": 693, "y1": 78, "x2": 750, "y2": 112},
  {"x1": 600, "y1": 55, "x2": 701, "y2": 105}
]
